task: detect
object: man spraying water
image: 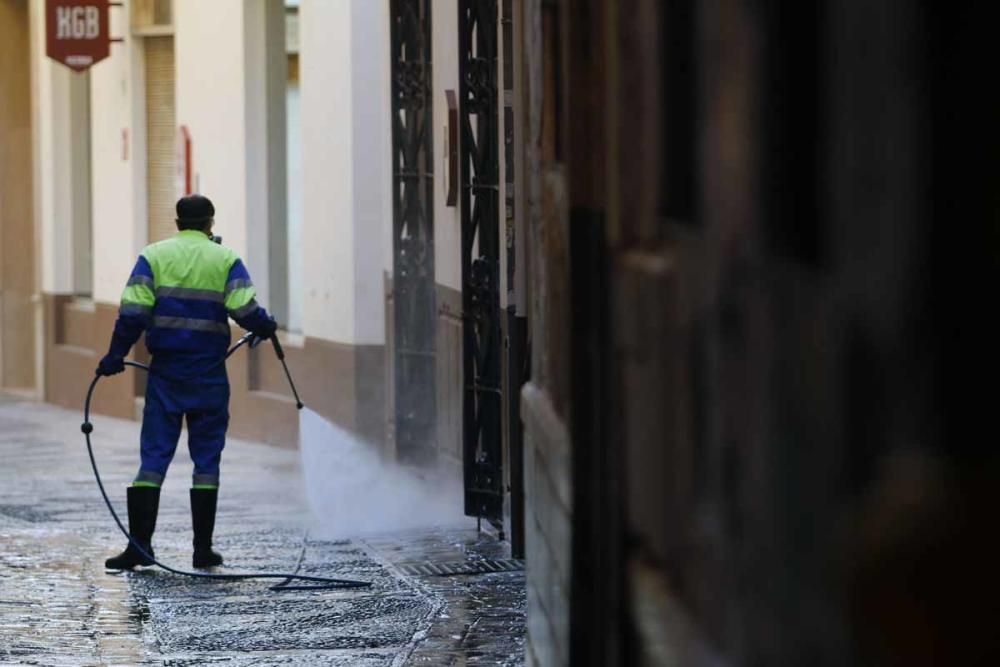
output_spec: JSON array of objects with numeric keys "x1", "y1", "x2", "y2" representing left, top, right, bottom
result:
[{"x1": 96, "y1": 194, "x2": 277, "y2": 571}]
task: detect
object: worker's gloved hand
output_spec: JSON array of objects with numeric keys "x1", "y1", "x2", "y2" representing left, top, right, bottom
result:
[
  {"x1": 96, "y1": 354, "x2": 125, "y2": 377},
  {"x1": 250, "y1": 316, "x2": 278, "y2": 341}
]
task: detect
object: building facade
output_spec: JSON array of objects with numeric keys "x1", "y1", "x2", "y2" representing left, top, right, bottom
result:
[
  {"x1": 3, "y1": 0, "x2": 534, "y2": 557},
  {"x1": 3, "y1": 0, "x2": 394, "y2": 448},
  {"x1": 3, "y1": 0, "x2": 527, "y2": 532},
  {"x1": 2, "y1": 0, "x2": 517, "y2": 580},
  {"x1": 2, "y1": 0, "x2": 495, "y2": 465}
]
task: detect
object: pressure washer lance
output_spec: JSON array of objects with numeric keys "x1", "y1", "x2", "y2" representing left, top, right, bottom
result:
[
  {"x1": 81, "y1": 331, "x2": 370, "y2": 592},
  {"x1": 270, "y1": 334, "x2": 304, "y2": 410}
]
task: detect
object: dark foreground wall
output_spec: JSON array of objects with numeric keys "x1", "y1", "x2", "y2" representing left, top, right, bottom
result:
[{"x1": 521, "y1": 1, "x2": 1000, "y2": 665}]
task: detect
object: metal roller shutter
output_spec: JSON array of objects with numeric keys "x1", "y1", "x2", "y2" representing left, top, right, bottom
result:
[{"x1": 144, "y1": 36, "x2": 175, "y2": 243}]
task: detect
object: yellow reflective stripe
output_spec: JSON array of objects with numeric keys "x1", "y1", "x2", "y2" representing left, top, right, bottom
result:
[
  {"x1": 156, "y1": 286, "x2": 225, "y2": 303},
  {"x1": 229, "y1": 299, "x2": 259, "y2": 320},
  {"x1": 224, "y1": 286, "x2": 257, "y2": 312},
  {"x1": 121, "y1": 283, "x2": 155, "y2": 307},
  {"x1": 120, "y1": 303, "x2": 152, "y2": 318},
  {"x1": 152, "y1": 316, "x2": 230, "y2": 335},
  {"x1": 134, "y1": 469, "x2": 164, "y2": 485},
  {"x1": 225, "y1": 278, "x2": 253, "y2": 294},
  {"x1": 193, "y1": 473, "x2": 219, "y2": 486}
]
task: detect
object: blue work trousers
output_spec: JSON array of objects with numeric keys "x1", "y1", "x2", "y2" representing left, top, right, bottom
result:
[{"x1": 137, "y1": 372, "x2": 230, "y2": 487}]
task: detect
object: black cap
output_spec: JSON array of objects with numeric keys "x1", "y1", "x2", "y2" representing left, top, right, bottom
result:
[{"x1": 176, "y1": 194, "x2": 215, "y2": 224}]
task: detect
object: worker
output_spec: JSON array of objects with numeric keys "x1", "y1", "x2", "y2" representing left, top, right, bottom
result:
[{"x1": 98, "y1": 194, "x2": 277, "y2": 570}]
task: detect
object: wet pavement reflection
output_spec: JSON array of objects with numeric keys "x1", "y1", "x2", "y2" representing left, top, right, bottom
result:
[{"x1": 0, "y1": 396, "x2": 525, "y2": 665}]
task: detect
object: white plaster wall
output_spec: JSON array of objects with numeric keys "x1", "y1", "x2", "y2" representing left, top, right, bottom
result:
[
  {"x1": 432, "y1": 0, "x2": 462, "y2": 292},
  {"x1": 242, "y1": 0, "x2": 288, "y2": 318},
  {"x1": 379, "y1": 0, "x2": 392, "y2": 343},
  {"x1": 350, "y1": 0, "x2": 390, "y2": 345},
  {"x1": 286, "y1": 78, "x2": 303, "y2": 331},
  {"x1": 29, "y1": 0, "x2": 79, "y2": 295},
  {"x1": 299, "y1": 0, "x2": 355, "y2": 344},
  {"x1": 381, "y1": 0, "x2": 394, "y2": 279},
  {"x1": 242, "y1": 0, "x2": 270, "y2": 309},
  {"x1": 496, "y1": 2, "x2": 508, "y2": 309},
  {"x1": 173, "y1": 0, "x2": 250, "y2": 262},
  {"x1": 90, "y1": 2, "x2": 147, "y2": 304}
]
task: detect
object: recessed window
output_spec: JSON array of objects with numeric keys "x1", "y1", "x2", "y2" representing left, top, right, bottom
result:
[{"x1": 132, "y1": 0, "x2": 173, "y2": 35}]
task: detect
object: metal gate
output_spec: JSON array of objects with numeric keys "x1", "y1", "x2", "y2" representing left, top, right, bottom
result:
[
  {"x1": 390, "y1": 0, "x2": 436, "y2": 464},
  {"x1": 459, "y1": 0, "x2": 504, "y2": 523}
]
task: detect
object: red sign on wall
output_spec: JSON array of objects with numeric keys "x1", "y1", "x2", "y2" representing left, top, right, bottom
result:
[{"x1": 46, "y1": 0, "x2": 110, "y2": 72}]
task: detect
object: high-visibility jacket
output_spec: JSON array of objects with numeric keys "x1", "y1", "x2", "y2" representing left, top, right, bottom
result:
[{"x1": 108, "y1": 229, "x2": 272, "y2": 380}]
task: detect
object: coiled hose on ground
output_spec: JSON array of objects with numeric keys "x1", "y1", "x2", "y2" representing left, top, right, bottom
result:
[{"x1": 81, "y1": 332, "x2": 370, "y2": 592}]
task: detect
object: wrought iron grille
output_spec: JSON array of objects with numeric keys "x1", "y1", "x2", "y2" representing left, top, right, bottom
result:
[
  {"x1": 459, "y1": 0, "x2": 504, "y2": 521},
  {"x1": 391, "y1": 0, "x2": 436, "y2": 464}
]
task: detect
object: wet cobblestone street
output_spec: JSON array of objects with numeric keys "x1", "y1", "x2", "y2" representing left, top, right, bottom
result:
[{"x1": 0, "y1": 396, "x2": 525, "y2": 665}]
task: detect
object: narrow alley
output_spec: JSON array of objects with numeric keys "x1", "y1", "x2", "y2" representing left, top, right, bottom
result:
[{"x1": 3, "y1": 0, "x2": 999, "y2": 665}]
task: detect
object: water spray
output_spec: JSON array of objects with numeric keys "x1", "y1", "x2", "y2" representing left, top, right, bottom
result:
[{"x1": 81, "y1": 332, "x2": 370, "y2": 592}]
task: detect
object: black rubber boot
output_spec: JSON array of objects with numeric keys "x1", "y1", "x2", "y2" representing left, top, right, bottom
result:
[
  {"x1": 191, "y1": 488, "x2": 224, "y2": 568},
  {"x1": 105, "y1": 486, "x2": 160, "y2": 570}
]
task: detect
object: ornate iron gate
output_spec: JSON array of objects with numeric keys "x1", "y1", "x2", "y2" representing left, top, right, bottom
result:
[
  {"x1": 501, "y1": 0, "x2": 527, "y2": 557},
  {"x1": 390, "y1": 0, "x2": 436, "y2": 464},
  {"x1": 459, "y1": 0, "x2": 504, "y2": 522}
]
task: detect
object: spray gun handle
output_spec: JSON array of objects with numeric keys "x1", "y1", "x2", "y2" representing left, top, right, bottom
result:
[{"x1": 270, "y1": 334, "x2": 286, "y2": 361}]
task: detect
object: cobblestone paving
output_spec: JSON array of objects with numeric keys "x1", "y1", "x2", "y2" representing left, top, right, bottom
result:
[{"x1": 0, "y1": 395, "x2": 524, "y2": 665}]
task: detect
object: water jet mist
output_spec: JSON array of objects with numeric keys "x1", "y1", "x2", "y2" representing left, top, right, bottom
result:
[{"x1": 298, "y1": 408, "x2": 466, "y2": 539}]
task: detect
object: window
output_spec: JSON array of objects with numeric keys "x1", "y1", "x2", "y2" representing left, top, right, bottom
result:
[{"x1": 131, "y1": 0, "x2": 173, "y2": 35}]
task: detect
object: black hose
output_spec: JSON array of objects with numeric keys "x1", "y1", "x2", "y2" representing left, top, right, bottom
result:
[{"x1": 82, "y1": 334, "x2": 370, "y2": 592}]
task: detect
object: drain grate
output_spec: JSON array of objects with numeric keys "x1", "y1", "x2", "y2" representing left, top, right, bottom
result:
[{"x1": 398, "y1": 559, "x2": 524, "y2": 577}]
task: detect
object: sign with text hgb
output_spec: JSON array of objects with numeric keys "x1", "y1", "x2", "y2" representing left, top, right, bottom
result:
[{"x1": 46, "y1": 0, "x2": 110, "y2": 73}]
